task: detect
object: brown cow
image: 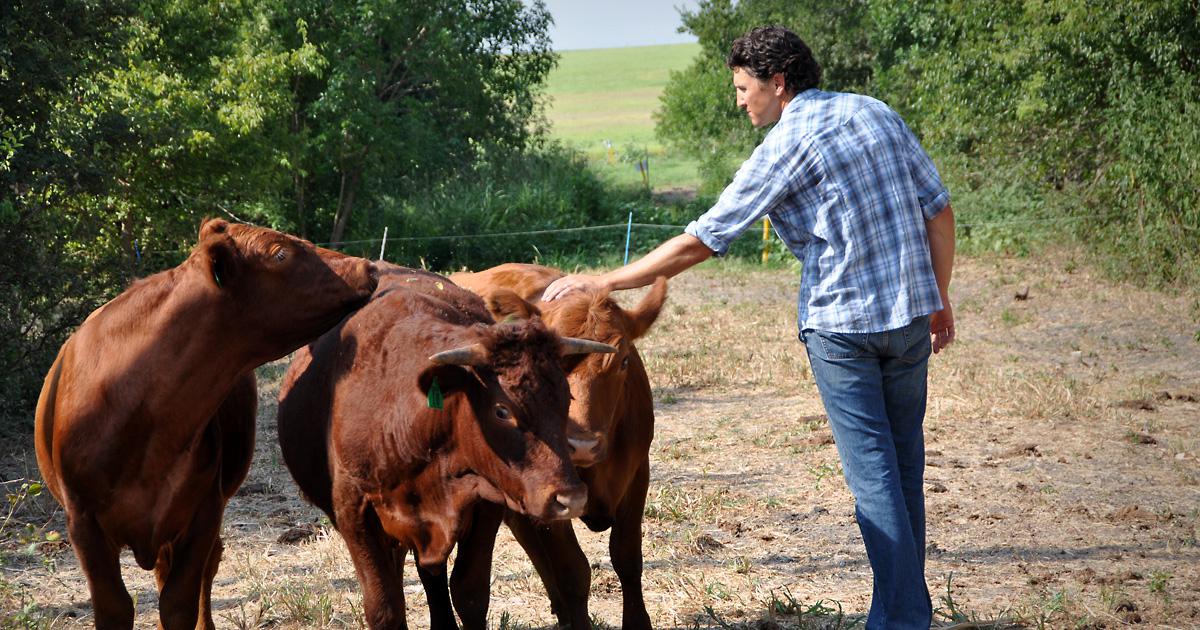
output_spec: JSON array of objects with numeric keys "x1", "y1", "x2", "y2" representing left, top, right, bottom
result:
[
  {"x1": 34, "y1": 219, "x2": 377, "y2": 630},
  {"x1": 275, "y1": 263, "x2": 616, "y2": 630},
  {"x1": 447, "y1": 263, "x2": 666, "y2": 629}
]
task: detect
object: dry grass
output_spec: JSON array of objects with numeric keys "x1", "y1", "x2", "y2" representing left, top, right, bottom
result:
[{"x1": 2, "y1": 248, "x2": 1199, "y2": 628}]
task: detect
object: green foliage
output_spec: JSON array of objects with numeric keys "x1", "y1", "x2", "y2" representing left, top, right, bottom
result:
[
  {"x1": 655, "y1": 0, "x2": 1200, "y2": 286},
  {"x1": 273, "y1": 0, "x2": 557, "y2": 243},
  {"x1": 655, "y1": 0, "x2": 874, "y2": 194},
  {"x1": 0, "y1": 0, "x2": 561, "y2": 428},
  {"x1": 338, "y1": 143, "x2": 629, "y2": 270},
  {"x1": 875, "y1": 0, "x2": 1200, "y2": 286}
]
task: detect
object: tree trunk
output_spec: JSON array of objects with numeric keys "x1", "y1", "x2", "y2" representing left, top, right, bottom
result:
[
  {"x1": 330, "y1": 167, "x2": 361, "y2": 245},
  {"x1": 294, "y1": 172, "x2": 307, "y2": 240}
]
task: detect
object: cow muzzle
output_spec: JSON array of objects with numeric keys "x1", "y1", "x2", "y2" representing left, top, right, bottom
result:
[
  {"x1": 551, "y1": 485, "x2": 588, "y2": 519},
  {"x1": 567, "y1": 432, "x2": 607, "y2": 467}
]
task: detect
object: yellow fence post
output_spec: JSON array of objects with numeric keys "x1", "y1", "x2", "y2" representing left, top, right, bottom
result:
[{"x1": 761, "y1": 217, "x2": 771, "y2": 264}]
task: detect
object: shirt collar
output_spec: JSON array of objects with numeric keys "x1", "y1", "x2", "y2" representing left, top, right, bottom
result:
[{"x1": 787, "y1": 88, "x2": 821, "y2": 109}]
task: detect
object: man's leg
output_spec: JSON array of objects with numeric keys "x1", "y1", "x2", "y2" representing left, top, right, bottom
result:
[
  {"x1": 803, "y1": 327, "x2": 931, "y2": 630},
  {"x1": 882, "y1": 316, "x2": 932, "y2": 579}
]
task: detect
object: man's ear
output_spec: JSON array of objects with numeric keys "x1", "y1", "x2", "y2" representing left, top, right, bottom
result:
[
  {"x1": 772, "y1": 72, "x2": 787, "y2": 96},
  {"x1": 485, "y1": 288, "x2": 541, "y2": 322}
]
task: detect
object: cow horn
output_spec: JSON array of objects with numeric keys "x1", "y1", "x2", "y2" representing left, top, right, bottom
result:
[
  {"x1": 560, "y1": 337, "x2": 617, "y2": 356},
  {"x1": 429, "y1": 344, "x2": 489, "y2": 366}
]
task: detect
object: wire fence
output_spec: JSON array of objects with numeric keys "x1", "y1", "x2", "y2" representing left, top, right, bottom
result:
[{"x1": 132, "y1": 209, "x2": 1120, "y2": 273}]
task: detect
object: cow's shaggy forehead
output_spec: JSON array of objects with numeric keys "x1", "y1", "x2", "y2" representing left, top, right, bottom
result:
[
  {"x1": 227, "y1": 224, "x2": 306, "y2": 257},
  {"x1": 543, "y1": 291, "x2": 625, "y2": 343},
  {"x1": 192, "y1": 223, "x2": 306, "y2": 261},
  {"x1": 482, "y1": 320, "x2": 570, "y2": 407}
]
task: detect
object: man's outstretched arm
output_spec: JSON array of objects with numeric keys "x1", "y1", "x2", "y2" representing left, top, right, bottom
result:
[{"x1": 543, "y1": 233, "x2": 714, "y2": 300}]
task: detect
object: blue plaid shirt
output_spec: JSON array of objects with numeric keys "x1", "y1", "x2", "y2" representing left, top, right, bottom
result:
[{"x1": 686, "y1": 89, "x2": 950, "y2": 333}]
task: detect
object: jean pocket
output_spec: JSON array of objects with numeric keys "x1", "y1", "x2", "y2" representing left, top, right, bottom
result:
[
  {"x1": 899, "y1": 318, "x2": 932, "y2": 365},
  {"x1": 816, "y1": 331, "x2": 867, "y2": 360}
]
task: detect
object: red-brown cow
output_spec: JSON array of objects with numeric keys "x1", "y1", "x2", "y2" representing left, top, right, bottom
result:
[
  {"x1": 275, "y1": 263, "x2": 616, "y2": 630},
  {"x1": 34, "y1": 219, "x2": 377, "y2": 630},
  {"x1": 448, "y1": 263, "x2": 666, "y2": 629}
]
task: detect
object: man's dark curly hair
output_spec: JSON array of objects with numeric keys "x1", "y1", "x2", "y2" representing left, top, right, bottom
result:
[{"x1": 727, "y1": 26, "x2": 821, "y2": 95}]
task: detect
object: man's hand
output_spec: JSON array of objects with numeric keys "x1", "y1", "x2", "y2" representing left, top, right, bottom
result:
[
  {"x1": 543, "y1": 274, "x2": 605, "y2": 301},
  {"x1": 929, "y1": 301, "x2": 955, "y2": 354},
  {"x1": 544, "y1": 234, "x2": 713, "y2": 301}
]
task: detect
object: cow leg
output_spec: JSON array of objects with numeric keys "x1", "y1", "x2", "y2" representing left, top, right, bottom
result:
[
  {"x1": 194, "y1": 534, "x2": 223, "y2": 630},
  {"x1": 68, "y1": 511, "x2": 135, "y2": 630},
  {"x1": 449, "y1": 502, "x2": 504, "y2": 630},
  {"x1": 193, "y1": 375, "x2": 254, "y2": 630},
  {"x1": 157, "y1": 494, "x2": 223, "y2": 630},
  {"x1": 610, "y1": 461, "x2": 651, "y2": 630},
  {"x1": 507, "y1": 515, "x2": 591, "y2": 629},
  {"x1": 152, "y1": 513, "x2": 223, "y2": 630},
  {"x1": 215, "y1": 373, "x2": 257, "y2": 502},
  {"x1": 415, "y1": 560, "x2": 457, "y2": 630},
  {"x1": 336, "y1": 501, "x2": 409, "y2": 629}
]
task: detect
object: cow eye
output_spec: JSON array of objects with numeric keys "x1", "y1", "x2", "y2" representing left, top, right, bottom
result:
[
  {"x1": 620, "y1": 356, "x2": 630, "y2": 371},
  {"x1": 493, "y1": 404, "x2": 514, "y2": 422},
  {"x1": 273, "y1": 246, "x2": 288, "y2": 262}
]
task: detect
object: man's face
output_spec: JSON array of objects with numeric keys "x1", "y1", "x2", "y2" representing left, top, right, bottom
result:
[{"x1": 733, "y1": 67, "x2": 785, "y2": 128}]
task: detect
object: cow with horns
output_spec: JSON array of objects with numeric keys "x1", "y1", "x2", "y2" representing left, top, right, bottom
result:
[{"x1": 276, "y1": 263, "x2": 616, "y2": 629}]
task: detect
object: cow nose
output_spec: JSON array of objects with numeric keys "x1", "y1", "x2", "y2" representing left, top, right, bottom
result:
[
  {"x1": 567, "y1": 436, "x2": 599, "y2": 456},
  {"x1": 567, "y1": 432, "x2": 605, "y2": 466},
  {"x1": 553, "y1": 486, "x2": 588, "y2": 519}
]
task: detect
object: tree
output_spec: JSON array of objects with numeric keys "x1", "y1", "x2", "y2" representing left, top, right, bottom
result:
[
  {"x1": 1, "y1": 0, "x2": 138, "y2": 420},
  {"x1": 654, "y1": 0, "x2": 872, "y2": 193},
  {"x1": 654, "y1": 0, "x2": 1199, "y2": 285},
  {"x1": 275, "y1": 0, "x2": 556, "y2": 243}
]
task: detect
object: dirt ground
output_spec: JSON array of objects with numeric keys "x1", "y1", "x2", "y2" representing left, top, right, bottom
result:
[{"x1": 2, "y1": 248, "x2": 1198, "y2": 628}]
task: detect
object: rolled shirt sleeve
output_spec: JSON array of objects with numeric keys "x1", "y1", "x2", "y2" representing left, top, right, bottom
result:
[
  {"x1": 685, "y1": 139, "x2": 792, "y2": 256},
  {"x1": 895, "y1": 118, "x2": 950, "y2": 220}
]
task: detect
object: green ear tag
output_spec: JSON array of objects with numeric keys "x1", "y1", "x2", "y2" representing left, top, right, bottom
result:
[{"x1": 427, "y1": 377, "x2": 444, "y2": 410}]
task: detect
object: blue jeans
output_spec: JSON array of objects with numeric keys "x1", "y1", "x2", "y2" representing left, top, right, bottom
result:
[{"x1": 801, "y1": 315, "x2": 932, "y2": 630}]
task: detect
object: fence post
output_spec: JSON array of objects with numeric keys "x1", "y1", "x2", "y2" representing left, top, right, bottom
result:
[
  {"x1": 761, "y1": 218, "x2": 770, "y2": 264},
  {"x1": 624, "y1": 212, "x2": 633, "y2": 265}
]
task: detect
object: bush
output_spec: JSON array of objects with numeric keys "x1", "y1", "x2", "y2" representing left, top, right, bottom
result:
[
  {"x1": 336, "y1": 143, "x2": 631, "y2": 270},
  {"x1": 655, "y1": 0, "x2": 1200, "y2": 288}
]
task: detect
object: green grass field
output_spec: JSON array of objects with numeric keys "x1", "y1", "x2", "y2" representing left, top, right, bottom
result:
[{"x1": 543, "y1": 43, "x2": 703, "y2": 192}]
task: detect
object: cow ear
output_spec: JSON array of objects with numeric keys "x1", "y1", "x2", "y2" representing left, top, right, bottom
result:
[
  {"x1": 417, "y1": 364, "x2": 471, "y2": 398},
  {"x1": 204, "y1": 238, "x2": 237, "y2": 290},
  {"x1": 485, "y1": 288, "x2": 541, "y2": 322},
  {"x1": 199, "y1": 217, "x2": 229, "y2": 240},
  {"x1": 625, "y1": 276, "x2": 667, "y2": 340}
]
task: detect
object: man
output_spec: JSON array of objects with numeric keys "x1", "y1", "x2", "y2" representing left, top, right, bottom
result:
[{"x1": 543, "y1": 25, "x2": 955, "y2": 629}]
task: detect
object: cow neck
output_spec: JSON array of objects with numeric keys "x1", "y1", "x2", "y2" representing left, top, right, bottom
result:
[{"x1": 120, "y1": 268, "x2": 256, "y2": 424}]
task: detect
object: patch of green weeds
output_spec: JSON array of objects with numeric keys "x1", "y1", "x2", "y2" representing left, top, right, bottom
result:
[
  {"x1": 935, "y1": 572, "x2": 1018, "y2": 628},
  {"x1": 271, "y1": 581, "x2": 335, "y2": 627},
  {"x1": 643, "y1": 485, "x2": 740, "y2": 523},
  {"x1": 1148, "y1": 570, "x2": 1171, "y2": 605},
  {"x1": 809, "y1": 462, "x2": 842, "y2": 491},
  {"x1": 1000, "y1": 307, "x2": 1029, "y2": 327}
]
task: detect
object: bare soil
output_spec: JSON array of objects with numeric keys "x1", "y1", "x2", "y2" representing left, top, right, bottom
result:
[{"x1": 3, "y1": 249, "x2": 1198, "y2": 628}]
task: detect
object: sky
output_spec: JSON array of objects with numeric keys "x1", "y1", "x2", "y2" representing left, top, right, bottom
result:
[{"x1": 534, "y1": 0, "x2": 701, "y2": 51}]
